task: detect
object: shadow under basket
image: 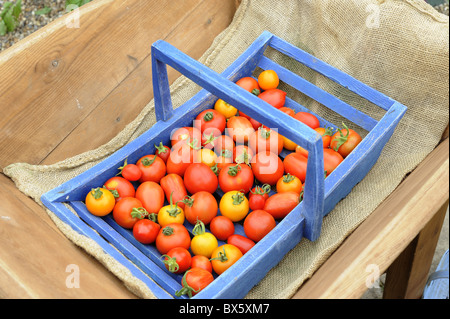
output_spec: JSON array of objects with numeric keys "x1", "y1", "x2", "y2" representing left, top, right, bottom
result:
[{"x1": 41, "y1": 31, "x2": 407, "y2": 299}]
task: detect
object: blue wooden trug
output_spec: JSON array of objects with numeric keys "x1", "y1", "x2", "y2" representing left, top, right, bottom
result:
[{"x1": 41, "y1": 31, "x2": 406, "y2": 299}]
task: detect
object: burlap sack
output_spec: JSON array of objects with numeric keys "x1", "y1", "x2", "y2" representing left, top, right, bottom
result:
[{"x1": 3, "y1": 0, "x2": 449, "y2": 299}]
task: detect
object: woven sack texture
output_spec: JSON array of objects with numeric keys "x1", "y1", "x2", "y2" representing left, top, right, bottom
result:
[{"x1": 3, "y1": 0, "x2": 449, "y2": 299}]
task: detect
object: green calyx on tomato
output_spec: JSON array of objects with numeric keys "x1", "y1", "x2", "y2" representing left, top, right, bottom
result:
[
  {"x1": 161, "y1": 254, "x2": 180, "y2": 273},
  {"x1": 227, "y1": 164, "x2": 242, "y2": 177},
  {"x1": 175, "y1": 270, "x2": 200, "y2": 298},
  {"x1": 90, "y1": 187, "x2": 104, "y2": 199},
  {"x1": 231, "y1": 192, "x2": 245, "y2": 205},
  {"x1": 141, "y1": 155, "x2": 158, "y2": 167},
  {"x1": 162, "y1": 226, "x2": 175, "y2": 236},
  {"x1": 192, "y1": 219, "x2": 206, "y2": 237},
  {"x1": 179, "y1": 195, "x2": 194, "y2": 208},
  {"x1": 251, "y1": 88, "x2": 260, "y2": 96},
  {"x1": 203, "y1": 132, "x2": 218, "y2": 147},
  {"x1": 250, "y1": 184, "x2": 271, "y2": 196},
  {"x1": 332, "y1": 122, "x2": 350, "y2": 151},
  {"x1": 203, "y1": 112, "x2": 214, "y2": 122},
  {"x1": 130, "y1": 207, "x2": 149, "y2": 219},
  {"x1": 155, "y1": 141, "x2": 169, "y2": 154},
  {"x1": 116, "y1": 158, "x2": 128, "y2": 176},
  {"x1": 210, "y1": 164, "x2": 219, "y2": 176},
  {"x1": 188, "y1": 138, "x2": 201, "y2": 150},
  {"x1": 259, "y1": 127, "x2": 271, "y2": 139},
  {"x1": 282, "y1": 173, "x2": 295, "y2": 183},
  {"x1": 235, "y1": 148, "x2": 250, "y2": 165},
  {"x1": 209, "y1": 247, "x2": 228, "y2": 263},
  {"x1": 221, "y1": 149, "x2": 233, "y2": 159},
  {"x1": 322, "y1": 127, "x2": 334, "y2": 137},
  {"x1": 165, "y1": 192, "x2": 182, "y2": 217},
  {"x1": 102, "y1": 185, "x2": 119, "y2": 198}
]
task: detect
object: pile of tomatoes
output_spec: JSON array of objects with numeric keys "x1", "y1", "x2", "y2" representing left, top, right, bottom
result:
[{"x1": 84, "y1": 70, "x2": 362, "y2": 298}]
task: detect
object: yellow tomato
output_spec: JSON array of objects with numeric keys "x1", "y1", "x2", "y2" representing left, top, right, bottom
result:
[
  {"x1": 190, "y1": 220, "x2": 218, "y2": 258},
  {"x1": 214, "y1": 99, "x2": 237, "y2": 119},
  {"x1": 210, "y1": 244, "x2": 243, "y2": 275},
  {"x1": 158, "y1": 194, "x2": 185, "y2": 228},
  {"x1": 276, "y1": 174, "x2": 303, "y2": 194},
  {"x1": 258, "y1": 70, "x2": 279, "y2": 90},
  {"x1": 196, "y1": 148, "x2": 217, "y2": 167},
  {"x1": 281, "y1": 135, "x2": 297, "y2": 151},
  {"x1": 85, "y1": 187, "x2": 116, "y2": 216},
  {"x1": 219, "y1": 191, "x2": 249, "y2": 222}
]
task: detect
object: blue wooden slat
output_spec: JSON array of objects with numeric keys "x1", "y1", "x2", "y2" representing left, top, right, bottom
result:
[
  {"x1": 258, "y1": 56, "x2": 378, "y2": 131},
  {"x1": 268, "y1": 35, "x2": 395, "y2": 111}
]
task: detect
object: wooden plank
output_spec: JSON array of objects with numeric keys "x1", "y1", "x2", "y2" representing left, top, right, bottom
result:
[
  {"x1": 39, "y1": 0, "x2": 238, "y2": 165},
  {"x1": 383, "y1": 200, "x2": 448, "y2": 299},
  {"x1": 0, "y1": 0, "x2": 212, "y2": 169},
  {"x1": 0, "y1": 173, "x2": 137, "y2": 298},
  {"x1": 292, "y1": 138, "x2": 449, "y2": 299}
]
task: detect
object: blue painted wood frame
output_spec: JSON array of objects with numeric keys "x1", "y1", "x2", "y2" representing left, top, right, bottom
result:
[{"x1": 40, "y1": 31, "x2": 406, "y2": 299}]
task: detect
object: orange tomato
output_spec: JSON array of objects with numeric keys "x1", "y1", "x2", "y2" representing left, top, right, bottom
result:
[
  {"x1": 258, "y1": 70, "x2": 279, "y2": 90},
  {"x1": 276, "y1": 174, "x2": 303, "y2": 194},
  {"x1": 210, "y1": 244, "x2": 243, "y2": 275}
]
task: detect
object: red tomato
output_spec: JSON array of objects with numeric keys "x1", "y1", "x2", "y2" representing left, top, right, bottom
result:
[
  {"x1": 248, "y1": 184, "x2": 271, "y2": 211},
  {"x1": 103, "y1": 176, "x2": 135, "y2": 202},
  {"x1": 258, "y1": 89, "x2": 286, "y2": 109},
  {"x1": 112, "y1": 197, "x2": 145, "y2": 229},
  {"x1": 155, "y1": 142, "x2": 171, "y2": 163},
  {"x1": 315, "y1": 127, "x2": 334, "y2": 149},
  {"x1": 136, "y1": 155, "x2": 166, "y2": 184},
  {"x1": 323, "y1": 148, "x2": 344, "y2": 177},
  {"x1": 248, "y1": 127, "x2": 284, "y2": 155},
  {"x1": 235, "y1": 77, "x2": 260, "y2": 95},
  {"x1": 155, "y1": 223, "x2": 191, "y2": 255},
  {"x1": 118, "y1": 160, "x2": 142, "y2": 182},
  {"x1": 166, "y1": 142, "x2": 199, "y2": 178},
  {"x1": 278, "y1": 106, "x2": 295, "y2": 117},
  {"x1": 251, "y1": 151, "x2": 284, "y2": 185},
  {"x1": 135, "y1": 181, "x2": 165, "y2": 214},
  {"x1": 238, "y1": 111, "x2": 262, "y2": 131},
  {"x1": 263, "y1": 192, "x2": 300, "y2": 219},
  {"x1": 175, "y1": 268, "x2": 214, "y2": 298},
  {"x1": 226, "y1": 116, "x2": 255, "y2": 144},
  {"x1": 194, "y1": 109, "x2": 226, "y2": 134},
  {"x1": 218, "y1": 163, "x2": 254, "y2": 194},
  {"x1": 162, "y1": 247, "x2": 192, "y2": 274},
  {"x1": 243, "y1": 210, "x2": 276, "y2": 242},
  {"x1": 181, "y1": 191, "x2": 218, "y2": 225},
  {"x1": 191, "y1": 255, "x2": 213, "y2": 273},
  {"x1": 213, "y1": 135, "x2": 235, "y2": 156},
  {"x1": 132, "y1": 217, "x2": 160, "y2": 244},
  {"x1": 209, "y1": 215, "x2": 235, "y2": 241},
  {"x1": 183, "y1": 163, "x2": 218, "y2": 194},
  {"x1": 201, "y1": 128, "x2": 221, "y2": 149},
  {"x1": 283, "y1": 152, "x2": 308, "y2": 183},
  {"x1": 293, "y1": 112, "x2": 320, "y2": 129},
  {"x1": 227, "y1": 234, "x2": 255, "y2": 255},
  {"x1": 330, "y1": 124, "x2": 362, "y2": 158},
  {"x1": 160, "y1": 173, "x2": 188, "y2": 210},
  {"x1": 171, "y1": 127, "x2": 202, "y2": 148},
  {"x1": 234, "y1": 145, "x2": 254, "y2": 165}
]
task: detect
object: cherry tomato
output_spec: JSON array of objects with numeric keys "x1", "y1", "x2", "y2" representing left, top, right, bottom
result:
[
  {"x1": 132, "y1": 215, "x2": 160, "y2": 244},
  {"x1": 162, "y1": 247, "x2": 192, "y2": 274},
  {"x1": 283, "y1": 152, "x2": 308, "y2": 183},
  {"x1": 234, "y1": 145, "x2": 254, "y2": 165},
  {"x1": 238, "y1": 110, "x2": 262, "y2": 131},
  {"x1": 295, "y1": 145, "x2": 309, "y2": 159},
  {"x1": 323, "y1": 148, "x2": 344, "y2": 177},
  {"x1": 190, "y1": 220, "x2": 219, "y2": 258},
  {"x1": 258, "y1": 70, "x2": 279, "y2": 90},
  {"x1": 155, "y1": 223, "x2": 191, "y2": 255},
  {"x1": 191, "y1": 255, "x2": 213, "y2": 273},
  {"x1": 183, "y1": 163, "x2": 218, "y2": 194},
  {"x1": 243, "y1": 210, "x2": 276, "y2": 242},
  {"x1": 157, "y1": 192, "x2": 185, "y2": 228},
  {"x1": 219, "y1": 190, "x2": 249, "y2": 222},
  {"x1": 278, "y1": 106, "x2": 295, "y2": 117},
  {"x1": 210, "y1": 244, "x2": 243, "y2": 275},
  {"x1": 251, "y1": 151, "x2": 284, "y2": 185},
  {"x1": 227, "y1": 234, "x2": 255, "y2": 255},
  {"x1": 181, "y1": 191, "x2": 218, "y2": 225},
  {"x1": 175, "y1": 267, "x2": 214, "y2": 298},
  {"x1": 258, "y1": 89, "x2": 286, "y2": 109},
  {"x1": 315, "y1": 127, "x2": 334, "y2": 149},
  {"x1": 209, "y1": 215, "x2": 235, "y2": 241},
  {"x1": 135, "y1": 181, "x2": 165, "y2": 214},
  {"x1": 118, "y1": 159, "x2": 142, "y2": 182},
  {"x1": 214, "y1": 99, "x2": 237, "y2": 119},
  {"x1": 103, "y1": 176, "x2": 135, "y2": 202},
  {"x1": 235, "y1": 76, "x2": 260, "y2": 95},
  {"x1": 248, "y1": 184, "x2": 271, "y2": 211},
  {"x1": 213, "y1": 135, "x2": 235, "y2": 157},
  {"x1": 213, "y1": 150, "x2": 234, "y2": 174},
  {"x1": 196, "y1": 148, "x2": 218, "y2": 168},
  {"x1": 330, "y1": 123, "x2": 362, "y2": 157},
  {"x1": 276, "y1": 173, "x2": 303, "y2": 194},
  {"x1": 113, "y1": 197, "x2": 146, "y2": 229},
  {"x1": 194, "y1": 109, "x2": 226, "y2": 134},
  {"x1": 85, "y1": 187, "x2": 116, "y2": 216},
  {"x1": 166, "y1": 142, "x2": 199, "y2": 178},
  {"x1": 218, "y1": 163, "x2": 254, "y2": 194},
  {"x1": 160, "y1": 173, "x2": 188, "y2": 210},
  {"x1": 263, "y1": 191, "x2": 300, "y2": 219},
  {"x1": 136, "y1": 154, "x2": 166, "y2": 184},
  {"x1": 155, "y1": 142, "x2": 171, "y2": 163},
  {"x1": 248, "y1": 127, "x2": 284, "y2": 155},
  {"x1": 201, "y1": 128, "x2": 221, "y2": 149},
  {"x1": 293, "y1": 112, "x2": 320, "y2": 129},
  {"x1": 226, "y1": 116, "x2": 255, "y2": 144},
  {"x1": 171, "y1": 127, "x2": 202, "y2": 148}
]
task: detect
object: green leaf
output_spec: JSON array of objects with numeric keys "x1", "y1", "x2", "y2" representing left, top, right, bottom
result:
[
  {"x1": 12, "y1": 0, "x2": 22, "y2": 19},
  {"x1": 1, "y1": 2, "x2": 13, "y2": 20},
  {"x1": 3, "y1": 9, "x2": 16, "y2": 32},
  {"x1": 0, "y1": 20, "x2": 7, "y2": 36},
  {"x1": 35, "y1": 7, "x2": 52, "y2": 16}
]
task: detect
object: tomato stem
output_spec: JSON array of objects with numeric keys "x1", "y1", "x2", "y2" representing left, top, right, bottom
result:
[
  {"x1": 161, "y1": 254, "x2": 180, "y2": 273},
  {"x1": 251, "y1": 88, "x2": 260, "y2": 96},
  {"x1": 90, "y1": 187, "x2": 103, "y2": 199},
  {"x1": 210, "y1": 247, "x2": 228, "y2": 262},
  {"x1": 332, "y1": 122, "x2": 350, "y2": 151},
  {"x1": 162, "y1": 226, "x2": 174, "y2": 236},
  {"x1": 203, "y1": 112, "x2": 214, "y2": 122},
  {"x1": 227, "y1": 164, "x2": 241, "y2": 177},
  {"x1": 166, "y1": 191, "x2": 181, "y2": 217},
  {"x1": 259, "y1": 127, "x2": 271, "y2": 139},
  {"x1": 141, "y1": 155, "x2": 158, "y2": 166},
  {"x1": 116, "y1": 158, "x2": 128, "y2": 176},
  {"x1": 282, "y1": 173, "x2": 295, "y2": 183},
  {"x1": 179, "y1": 195, "x2": 194, "y2": 208},
  {"x1": 231, "y1": 192, "x2": 245, "y2": 205},
  {"x1": 192, "y1": 219, "x2": 206, "y2": 236},
  {"x1": 130, "y1": 207, "x2": 149, "y2": 219},
  {"x1": 235, "y1": 148, "x2": 250, "y2": 165},
  {"x1": 251, "y1": 184, "x2": 271, "y2": 195},
  {"x1": 175, "y1": 270, "x2": 200, "y2": 298},
  {"x1": 155, "y1": 142, "x2": 168, "y2": 154}
]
